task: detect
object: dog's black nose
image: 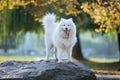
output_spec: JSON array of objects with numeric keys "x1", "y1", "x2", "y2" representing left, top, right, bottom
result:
[{"x1": 65, "y1": 28, "x2": 68, "y2": 30}]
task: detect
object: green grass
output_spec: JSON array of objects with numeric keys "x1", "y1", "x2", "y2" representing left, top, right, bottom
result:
[
  {"x1": 0, "y1": 56, "x2": 42, "y2": 63},
  {"x1": 88, "y1": 58, "x2": 119, "y2": 63}
]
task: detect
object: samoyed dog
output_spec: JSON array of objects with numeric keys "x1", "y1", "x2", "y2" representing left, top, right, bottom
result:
[{"x1": 42, "y1": 13, "x2": 77, "y2": 63}]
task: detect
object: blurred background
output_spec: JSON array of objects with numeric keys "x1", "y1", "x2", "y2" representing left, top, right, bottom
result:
[{"x1": 0, "y1": 0, "x2": 120, "y2": 75}]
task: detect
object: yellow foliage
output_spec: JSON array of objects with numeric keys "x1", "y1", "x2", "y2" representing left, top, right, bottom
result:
[
  {"x1": 47, "y1": 1, "x2": 52, "y2": 5},
  {"x1": 95, "y1": 29, "x2": 101, "y2": 33},
  {"x1": 82, "y1": 0, "x2": 120, "y2": 33},
  {"x1": 34, "y1": 18, "x2": 39, "y2": 22},
  {"x1": 8, "y1": 3, "x2": 14, "y2": 10},
  {"x1": 51, "y1": 0, "x2": 57, "y2": 2},
  {"x1": 109, "y1": 25, "x2": 113, "y2": 29},
  {"x1": 82, "y1": 2, "x2": 88, "y2": 12},
  {"x1": 59, "y1": 8, "x2": 64, "y2": 13},
  {"x1": 0, "y1": 4, "x2": 4, "y2": 10},
  {"x1": 3, "y1": 1, "x2": 7, "y2": 7}
]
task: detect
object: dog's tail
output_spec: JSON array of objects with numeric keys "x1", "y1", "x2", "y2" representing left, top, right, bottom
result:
[{"x1": 42, "y1": 13, "x2": 56, "y2": 29}]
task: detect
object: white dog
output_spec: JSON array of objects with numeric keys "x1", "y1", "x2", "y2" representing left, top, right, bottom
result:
[{"x1": 42, "y1": 13, "x2": 77, "y2": 63}]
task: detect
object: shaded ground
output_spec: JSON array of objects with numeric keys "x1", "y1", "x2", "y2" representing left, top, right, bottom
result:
[
  {"x1": 78, "y1": 59, "x2": 120, "y2": 80},
  {"x1": 78, "y1": 59, "x2": 120, "y2": 71}
]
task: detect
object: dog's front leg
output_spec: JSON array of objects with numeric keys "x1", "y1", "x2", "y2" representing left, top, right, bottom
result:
[
  {"x1": 57, "y1": 48, "x2": 63, "y2": 63},
  {"x1": 67, "y1": 47, "x2": 73, "y2": 62}
]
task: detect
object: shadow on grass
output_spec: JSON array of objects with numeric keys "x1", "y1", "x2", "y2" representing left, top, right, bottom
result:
[{"x1": 75, "y1": 58, "x2": 120, "y2": 71}]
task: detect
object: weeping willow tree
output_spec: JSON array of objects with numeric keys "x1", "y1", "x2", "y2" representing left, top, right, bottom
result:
[
  {"x1": 0, "y1": 0, "x2": 40, "y2": 53},
  {"x1": 0, "y1": 1, "x2": 13, "y2": 53}
]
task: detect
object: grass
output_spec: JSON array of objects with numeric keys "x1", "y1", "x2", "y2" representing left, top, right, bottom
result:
[
  {"x1": 88, "y1": 58, "x2": 119, "y2": 63},
  {"x1": 0, "y1": 56, "x2": 42, "y2": 63}
]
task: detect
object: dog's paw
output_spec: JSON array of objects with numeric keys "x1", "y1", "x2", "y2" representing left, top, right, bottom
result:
[
  {"x1": 55, "y1": 58, "x2": 58, "y2": 61},
  {"x1": 57, "y1": 60, "x2": 62, "y2": 63},
  {"x1": 45, "y1": 60, "x2": 50, "y2": 62},
  {"x1": 68, "y1": 59, "x2": 73, "y2": 62},
  {"x1": 57, "y1": 61, "x2": 62, "y2": 64}
]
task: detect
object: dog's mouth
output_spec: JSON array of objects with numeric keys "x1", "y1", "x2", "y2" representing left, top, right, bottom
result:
[{"x1": 64, "y1": 29, "x2": 71, "y2": 37}]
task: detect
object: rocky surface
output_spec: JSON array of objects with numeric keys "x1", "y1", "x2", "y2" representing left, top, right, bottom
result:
[{"x1": 0, "y1": 60, "x2": 96, "y2": 80}]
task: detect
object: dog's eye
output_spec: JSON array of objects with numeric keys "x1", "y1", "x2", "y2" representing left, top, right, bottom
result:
[
  {"x1": 68, "y1": 25, "x2": 70, "y2": 26},
  {"x1": 63, "y1": 25, "x2": 65, "y2": 26}
]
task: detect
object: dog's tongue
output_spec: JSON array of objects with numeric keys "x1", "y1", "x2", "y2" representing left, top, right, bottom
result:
[{"x1": 64, "y1": 30, "x2": 70, "y2": 37}]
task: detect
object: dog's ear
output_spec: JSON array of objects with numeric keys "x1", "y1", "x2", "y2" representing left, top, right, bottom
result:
[
  {"x1": 68, "y1": 18, "x2": 73, "y2": 21},
  {"x1": 61, "y1": 18, "x2": 65, "y2": 21}
]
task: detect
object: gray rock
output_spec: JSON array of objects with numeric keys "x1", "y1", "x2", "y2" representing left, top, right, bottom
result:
[{"x1": 0, "y1": 60, "x2": 97, "y2": 80}]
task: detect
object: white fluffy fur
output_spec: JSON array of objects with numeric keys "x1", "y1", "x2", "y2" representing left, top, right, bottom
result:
[{"x1": 42, "y1": 13, "x2": 77, "y2": 63}]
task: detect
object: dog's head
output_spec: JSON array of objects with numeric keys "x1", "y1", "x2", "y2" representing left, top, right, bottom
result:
[{"x1": 59, "y1": 18, "x2": 76, "y2": 38}]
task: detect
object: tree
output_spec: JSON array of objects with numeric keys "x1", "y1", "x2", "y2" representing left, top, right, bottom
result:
[{"x1": 82, "y1": 0, "x2": 120, "y2": 62}]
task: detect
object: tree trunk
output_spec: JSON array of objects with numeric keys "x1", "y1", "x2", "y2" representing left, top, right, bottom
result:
[
  {"x1": 117, "y1": 32, "x2": 120, "y2": 63},
  {"x1": 3, "y1": 34, "x2": 9, "y2": 54},
  {"x1": 72, "y1": 33, "x2": 84, "y2": 60}
]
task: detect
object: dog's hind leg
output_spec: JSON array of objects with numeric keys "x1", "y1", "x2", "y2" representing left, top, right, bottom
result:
[
  {"x1": 54, "y1": 47, "x2": 58, "y2": 61},
  {"x1": 46, "y1": 45, "x2": 52, "y2": 61}
]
